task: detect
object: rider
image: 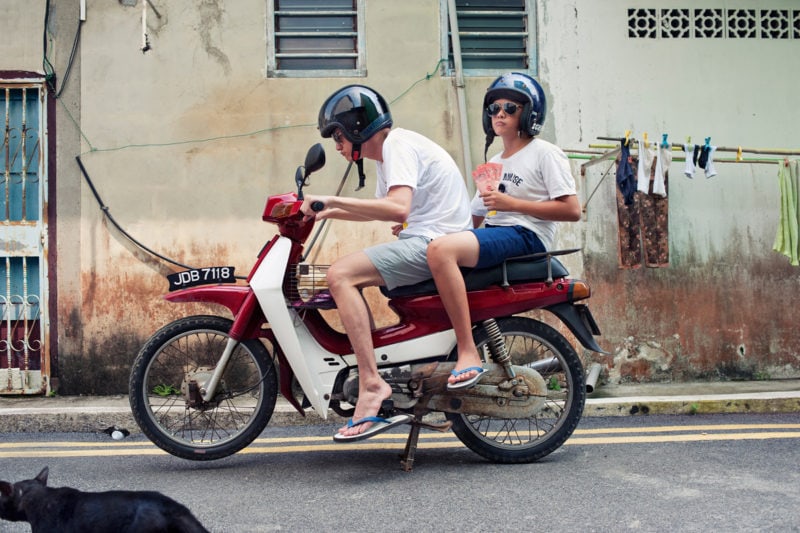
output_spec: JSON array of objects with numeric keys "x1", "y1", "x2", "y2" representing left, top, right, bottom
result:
[
  {"x1": 427, "y1": 72, "x2": 581, "y2": 390},
  {"x1": 301, "y1": 85, "x2": 472, "y2": 440}
]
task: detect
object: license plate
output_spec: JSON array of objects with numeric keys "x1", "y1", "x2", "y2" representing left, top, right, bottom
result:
[{"x1": 167, "y1": 266, "x2": 236, "y2": 291}]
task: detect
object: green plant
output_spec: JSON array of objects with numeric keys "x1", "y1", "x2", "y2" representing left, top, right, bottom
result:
[
  {"x1": 547, "y1": 376, "x2": 561, "y2": 391},
  {"x1": 689, "y1": 402, "x2": 699, "y2": 415},
  {"x1": 153, "y1": 384, "x2": 181, "y2": 397}
]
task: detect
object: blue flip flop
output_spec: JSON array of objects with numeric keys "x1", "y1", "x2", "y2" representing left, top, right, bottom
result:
[
  {"x1": 447, "y1": 366, "x2": 487, "y2": 391},
  {"x1": 333, "y1": 414, "x2": 413, "y2": 443}
]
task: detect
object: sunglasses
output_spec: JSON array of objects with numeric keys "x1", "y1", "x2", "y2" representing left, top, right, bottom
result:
[
  {"x1": 486, "y1": 102, "x2": 521, "y2": 116},
  {"x1": 332, "y1": 130, "x2": 345, "y2": 144}
]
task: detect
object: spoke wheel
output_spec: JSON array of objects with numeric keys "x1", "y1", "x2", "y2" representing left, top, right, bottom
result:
[
  {"x1": 129, "y1": 315, "x2": 277, "y2": 461},
  {"x1": 446, "y1": 316, "x2": 586, "y2": 463}
]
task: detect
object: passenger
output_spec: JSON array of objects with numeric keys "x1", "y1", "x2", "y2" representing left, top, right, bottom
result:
[{"x1": 426, "y1": 72, "x2": 581, "y2": 390}]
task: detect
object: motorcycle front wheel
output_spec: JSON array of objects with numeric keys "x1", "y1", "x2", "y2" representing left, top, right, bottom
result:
[
  {"x1": 445, "y1": 315, "x2": 586, "y2": 464},
  {"x1": 129, "y1": 315, "x2": 278, "y2": 461}
]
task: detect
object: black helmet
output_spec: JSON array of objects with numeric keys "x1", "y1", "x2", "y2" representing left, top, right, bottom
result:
[
  {"x1": 482, "y1": 72, "x2": 546, "y2": 138},
  {"x1": 318, "y1": 85, "x2": 393, "y2": 144}
]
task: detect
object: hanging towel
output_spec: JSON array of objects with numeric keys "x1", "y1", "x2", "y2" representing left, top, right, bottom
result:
[
  {"x1": 636, "y1": 144, "x2": 655, "y2": 193},
  {"x1": 773, "y1": 160, "x2": 800, "y2": 266},
  {"x1": 653, "y1": 145, "x2": 671, "y2": 197},
  {"x1": 683, "y1": 143, "x2": 695, "y2": 178},
  {"x1": 636, "y1": 145, "x2": 654, "y2": 193},
  {"x1": 616, "y1": 141, "x2": 636, "y2": 205}
]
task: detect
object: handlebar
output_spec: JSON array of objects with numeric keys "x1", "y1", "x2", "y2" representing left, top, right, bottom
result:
[{"x1": 310, "y1": 201, "x2": 325, "y2": 212}]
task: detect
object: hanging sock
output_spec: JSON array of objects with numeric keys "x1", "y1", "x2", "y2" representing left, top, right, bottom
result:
[
  {"x1": 653, "y1": 146, "x2": 671, "y2": 197},
  {"x1": 683, "y1": 143, "x2": 695, "y2": 178},
  {"x1": 616, "y1": 141, "x2": 636, "y2": 205},
  {"x1": 693, "y1": 144, "x2": 701, "y2": 167},
  {"x1": 636, "y1": 144, "x2": 655, "y2": 193},
  {"x1": 704, "y1": 146, "x2": 718, "y2": 178},
  {"x1": 697, "y1": 145, "x2": 709, "y2": 169}
]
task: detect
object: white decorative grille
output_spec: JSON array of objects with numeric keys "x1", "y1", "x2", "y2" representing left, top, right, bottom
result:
[{"x1": 628, "y1": 7, "x2": 800, "y2": 39}]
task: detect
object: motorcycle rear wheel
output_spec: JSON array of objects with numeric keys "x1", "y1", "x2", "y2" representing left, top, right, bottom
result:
[
  {"x1": 129, "y1": 315, "x2": 277, "y2": 461},
  {"x1": 445, "y1": 316, "x2": 586, "y2": 464}
]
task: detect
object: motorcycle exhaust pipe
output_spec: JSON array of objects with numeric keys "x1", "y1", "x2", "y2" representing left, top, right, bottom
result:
[
  {"x1": 585, "y1": 362, "x2": 602, "y2": 393},
  {"x1": 530, "y1": 357, "x2": 561, "y2": 374}
]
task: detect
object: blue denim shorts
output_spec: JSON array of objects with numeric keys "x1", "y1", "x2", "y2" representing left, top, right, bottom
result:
[{"x1": 471, "y1": 225, "x2": 545, "y2": 269}]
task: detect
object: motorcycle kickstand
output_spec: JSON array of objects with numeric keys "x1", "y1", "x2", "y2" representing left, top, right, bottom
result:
[{"x1": 399, "y1": 414, "x2": 453, "y2": 472}]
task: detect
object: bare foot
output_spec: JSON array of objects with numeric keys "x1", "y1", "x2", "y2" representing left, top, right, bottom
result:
[{"x1": 338, "y1": 379, "x2": 393, "y2": 437}]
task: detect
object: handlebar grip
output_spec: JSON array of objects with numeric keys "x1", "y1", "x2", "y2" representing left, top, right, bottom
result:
[{"x1": 310, "y1": 200, "x2": 325, "y2": 212}]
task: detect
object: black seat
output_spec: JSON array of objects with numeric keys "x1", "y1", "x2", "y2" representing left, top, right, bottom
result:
[{"x1": 381, "y1": 251, "x2": 573, "y2": 299}]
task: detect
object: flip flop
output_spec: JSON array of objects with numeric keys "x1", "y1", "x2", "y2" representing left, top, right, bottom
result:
[
  {"x1": 447, "y1": 366, "x2": 487, "y2": 391},
  {"x1": 333, "y1": 414, "x2": 413, "y2": 443}
]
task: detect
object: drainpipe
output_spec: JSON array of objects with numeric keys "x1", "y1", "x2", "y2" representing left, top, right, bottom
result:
[{"x1": 447, "y1": 0, "x2": 475, "y2": 194}]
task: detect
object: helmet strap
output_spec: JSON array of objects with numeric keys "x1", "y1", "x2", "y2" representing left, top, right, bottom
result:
[{"x1": 352, "y1": 142, "x2": 366, "y2": 190}]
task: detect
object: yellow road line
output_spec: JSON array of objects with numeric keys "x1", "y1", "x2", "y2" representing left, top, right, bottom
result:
[
  {"x1": 1, "y1": 424, "x2": 799, "y2": 449},
  {"x1": 0, "y1": 429, "x2": 798, "y2": 458}
]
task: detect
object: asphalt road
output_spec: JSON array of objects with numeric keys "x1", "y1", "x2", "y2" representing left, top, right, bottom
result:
[{"x1": 1, "y1": 412, "x2": 799, "y2": 532}]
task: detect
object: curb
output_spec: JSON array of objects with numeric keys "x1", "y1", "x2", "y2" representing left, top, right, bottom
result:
[{"x1": 2, "y1": 387, "x2": 799, "y2": 434}]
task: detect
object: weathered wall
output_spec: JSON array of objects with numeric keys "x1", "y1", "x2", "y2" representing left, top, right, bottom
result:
[
  {"x1": 2, "y1": 0, "x2": 799, "y2": 393},
  {"x1": 557, "y1": 1, "x2": 800, "y2": 382}
]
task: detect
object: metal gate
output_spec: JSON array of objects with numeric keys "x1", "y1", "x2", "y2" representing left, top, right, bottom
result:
[{"x1": 0, "y1": 83, "x2": 48, "y2": 395}]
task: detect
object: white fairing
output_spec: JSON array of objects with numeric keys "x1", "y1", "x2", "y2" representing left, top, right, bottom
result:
[{"x1": 250, "y1": 236, "x2": 457, "y2": 418}]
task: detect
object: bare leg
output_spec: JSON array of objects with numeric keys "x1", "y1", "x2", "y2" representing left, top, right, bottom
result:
[
  {"x1": 427, "y1": 233, "x2": 484, "y2": 385},
  {"x1": 327, "y1": 251, "x2": 393, "y2": 436}
]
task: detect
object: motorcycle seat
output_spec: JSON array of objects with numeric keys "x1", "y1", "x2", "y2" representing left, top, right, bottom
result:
[{"x1": 381, "y1": 253, "x2": 571, "y2": 299}]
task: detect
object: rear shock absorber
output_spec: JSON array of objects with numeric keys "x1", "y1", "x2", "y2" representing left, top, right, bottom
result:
[{"x1": 483, "y1": 318, "x2": 516, "y2": 378}]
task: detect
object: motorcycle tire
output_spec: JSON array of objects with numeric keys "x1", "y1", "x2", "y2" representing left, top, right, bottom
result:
[
  {"x1": 445, "y1": 316, "x2": 586, "y2": 464},
  {"x1": 129, "y1": 315, "x2": 278, "y2": 461}
]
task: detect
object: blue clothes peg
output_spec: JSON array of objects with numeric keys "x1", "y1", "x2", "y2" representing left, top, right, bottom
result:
[{"x1": 661, "y1": 134, "x2": 669, "y2": 148}]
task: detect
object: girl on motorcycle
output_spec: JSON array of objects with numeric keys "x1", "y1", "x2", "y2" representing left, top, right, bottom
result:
[{"x1": 427, "y1": 73, "x2": 581, "y2": 390}]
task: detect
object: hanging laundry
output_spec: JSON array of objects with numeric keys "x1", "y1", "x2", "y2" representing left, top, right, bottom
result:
[
  {"x1": 704, "y1": 145, "x2": 718, "y2": 178},
  {"x1": 636, "y1": 144, "x2": 655, "y2": 193},
  {"x1": 693, "y1": 144, "x2": 701, "y2": 167},
  {"x1": 614, "y1": 153, "x2": 669, "y2": 269},
  {"x1": 616, "y1": 140, "x2": 636, "y2": 205},
  {"x1": 773, "y1": 160, "x2": 800, "y2": 266},
  {"x1": 697, "y1": 145, "x2": 709, "y2": 168},
  {"x1": 683, "y1": 143, "x2": 696, "y2": 178},
  {"x1": 653, "y1": 145, "x2": 671, "y2": 197}
]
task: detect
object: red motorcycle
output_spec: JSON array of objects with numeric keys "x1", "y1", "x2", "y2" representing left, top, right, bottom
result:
[{"x1": 129, "y1": 144, "x2": 603, "y2": 470}]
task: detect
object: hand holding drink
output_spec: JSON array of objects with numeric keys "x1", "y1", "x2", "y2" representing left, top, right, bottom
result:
[{"x1": 472, "y1": 162, "x2": 503, "y2": 216}]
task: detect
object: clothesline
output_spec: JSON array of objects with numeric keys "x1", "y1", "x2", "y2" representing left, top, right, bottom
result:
[{"x1": 595, "y1": 135, "x2": 800, "y2": 156}]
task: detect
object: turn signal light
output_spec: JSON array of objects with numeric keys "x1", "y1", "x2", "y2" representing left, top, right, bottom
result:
[{"x1": 571, "y1": 280, "x2": 591, "y2": 301}]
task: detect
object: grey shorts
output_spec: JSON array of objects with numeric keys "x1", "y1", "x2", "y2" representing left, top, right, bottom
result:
[{"x1": 364, "y1": 234, "x2": 433, "y2": 290}]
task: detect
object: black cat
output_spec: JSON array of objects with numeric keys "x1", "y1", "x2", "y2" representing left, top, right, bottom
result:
[{"x1": 0, "y1": 467, "x2": 209, "y2": 533}]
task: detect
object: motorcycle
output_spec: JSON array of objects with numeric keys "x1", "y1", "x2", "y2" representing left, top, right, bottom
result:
[{"x1": 128, "y1": 143, "x2": 604, "y2": 471}]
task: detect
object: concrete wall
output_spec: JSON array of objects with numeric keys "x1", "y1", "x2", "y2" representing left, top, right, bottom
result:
[{"x1": 2, "y1": 0, "x2": 798, "y2": 393}]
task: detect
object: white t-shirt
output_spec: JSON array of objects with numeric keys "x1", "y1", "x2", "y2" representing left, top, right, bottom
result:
[
  {"x1": 471, "y1": 138, "x2": 576, "y2": 251},
  {"x1": 375, "y1": 128, "x2": 472, "y2": 240}
]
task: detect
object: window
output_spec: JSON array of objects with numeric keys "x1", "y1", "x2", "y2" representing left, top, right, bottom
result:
[
  {"x1": 442, "y1": 0, "x2": 537, "y2": 76},
  {"x1": 267, "y1": 0, "x2": 365, "y2": 78}
]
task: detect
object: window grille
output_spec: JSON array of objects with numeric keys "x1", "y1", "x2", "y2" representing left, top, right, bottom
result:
[
  {"x1": 267, "y1": 0, "x2": 365, "y2": 78},
  {"x1": 442, "y1": 0, "x2": 537, "y2": 76},
  {"x1": 628, "y1": 7, "x2": 800, "y2": 39}
]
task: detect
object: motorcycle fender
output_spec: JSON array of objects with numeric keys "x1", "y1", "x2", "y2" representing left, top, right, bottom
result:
[
  {"x1": 546, "y1": 302, "x2": 607, "y2": 354},
  {"x1": 164, "y1": 285, "x2": 249, "y2": 316}
]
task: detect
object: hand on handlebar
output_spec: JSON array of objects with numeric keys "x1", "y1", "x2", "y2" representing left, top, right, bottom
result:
[{"x1": 300, "y1": 195, "x2": 330, "y2": 219}]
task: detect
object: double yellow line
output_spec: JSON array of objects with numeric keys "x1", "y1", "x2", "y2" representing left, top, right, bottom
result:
[{"x1": 1, "y1": 423, "x2": 798, "y2": 458}]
